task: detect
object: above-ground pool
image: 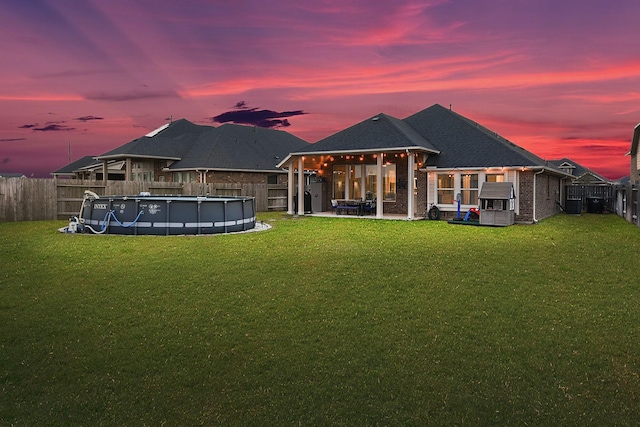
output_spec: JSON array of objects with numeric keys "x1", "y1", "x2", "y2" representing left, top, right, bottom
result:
[{"x1": 76, "y1": 194, "x2": 256, "y2": 235}]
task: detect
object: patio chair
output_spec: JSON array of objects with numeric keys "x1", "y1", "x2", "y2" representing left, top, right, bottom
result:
[{"x1": 363, "y1": 199, "x2": 376, "y2": 215}]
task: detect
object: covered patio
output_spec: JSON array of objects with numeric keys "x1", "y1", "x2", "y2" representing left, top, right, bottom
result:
[
  {"x1": 277, "y1": 113, "x2": 442, "y2": 220},
  {"x1": 278, "y1": 147, "x2": 435, "y2": 221}
]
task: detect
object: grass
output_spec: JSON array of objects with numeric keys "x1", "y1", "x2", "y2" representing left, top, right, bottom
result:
[{"x1": 1, "y1": 213, "x2": 639, "y2": 425}]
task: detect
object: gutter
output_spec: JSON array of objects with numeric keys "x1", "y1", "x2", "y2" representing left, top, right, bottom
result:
[{"x1": 532, "y1": 169, "x2": 545, "y2": 223}]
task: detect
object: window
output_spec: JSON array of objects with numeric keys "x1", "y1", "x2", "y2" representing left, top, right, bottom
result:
[
  {"x1": 484, "y1": 199, "x2": 505, "y2": 210},
  {"x1": 486, "y1": 173, "x2": 504, "y2": 182},
  {"x1": 333, "y1": 163, "x2": 396, "y2": 201},
  {"x1": 132, "y1": 161, "x2": 155, "y2": 181},
  {"x1": 461, "y1": 173, "x2": 478, "y2": 205},
  {"x1": 349, "y1": 165, "x2": 363, "y2": 200},
  {"x1": 383, "y1": 164, "x2": 396, "y2": 201},
  {"x1": 365, "y1": 165, "x2": 377, "y2": 199},
  {"x1": 267, "y1": 174, "x2": 278, "y2": 185},
  {"x1": 173, "y1": 172, "x2": 195, "y2": 183},
  {"x1": 437, "y1": 174, "x2": 455, "y2": 204},
  {"x1": 333, "y1": 165, "x2": 346, "y2": 199}
]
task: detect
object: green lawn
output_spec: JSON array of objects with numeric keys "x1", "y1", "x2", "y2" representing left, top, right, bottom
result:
[{"x1": 1, "y1": 213, "x2": 639, "y2": 426}]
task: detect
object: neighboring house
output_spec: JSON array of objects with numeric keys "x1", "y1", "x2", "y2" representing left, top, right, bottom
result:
[
  {"x1": 279, "y1": 104, "x2": 572, "y2": 223},
  {"x1": 55, "y1": 118, "x2": 309, "y2": 184},
  {"x1": 548, "y1": 158, "x2": 611, "y2": 185},
  {"x1": 0, "y1": 172, "x2": 26, "y2": 178},
  {"x1": 92, "y1": 119, "x2": 309, "y2": 187},
  {"x1": 629, "y1": 122, "x2": 640, "y2": 185},
  {"x1": 51, "y1": 155, "x2": 125, "y2": 180}
]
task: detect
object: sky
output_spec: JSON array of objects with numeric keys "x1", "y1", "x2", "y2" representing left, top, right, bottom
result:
[{"x1": 1, "y1": 0, "x2": 639, "y2": 179}]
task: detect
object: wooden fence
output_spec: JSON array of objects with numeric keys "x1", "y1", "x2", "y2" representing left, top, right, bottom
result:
[
  {"x1": 0, "y1": 178, "x2": 289, "y2": 222},
  {"x1": 565, "y1": 184, "x2": 615, "y2": 212},
  {"x1": 563, "y1": 183, "x2": 640, "y2": 228},
  {"x1": 0, "y1": 178, "x2": 56, "y2": 222},
  {"x1": 613, "y1": 184, "x2": 640, "y2": 227}
]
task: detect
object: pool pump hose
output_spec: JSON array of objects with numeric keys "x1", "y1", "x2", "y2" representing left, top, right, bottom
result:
[{"x1": 60, "y1": 191, "x2": 143, "y2": 234}]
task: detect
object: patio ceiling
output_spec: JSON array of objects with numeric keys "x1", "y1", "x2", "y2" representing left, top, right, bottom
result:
[{"x1": 284, "y1": 148, "x2": 432, "y2": 171}]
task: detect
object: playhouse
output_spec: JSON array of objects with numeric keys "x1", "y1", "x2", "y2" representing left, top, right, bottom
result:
[{"x1": 479, "y1": 182, "x2": 516, "y2": 226}]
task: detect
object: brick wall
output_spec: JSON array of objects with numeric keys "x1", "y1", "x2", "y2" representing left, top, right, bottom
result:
[{"x1": 516, "y1": 170, "x2": 563, "y2": 223}]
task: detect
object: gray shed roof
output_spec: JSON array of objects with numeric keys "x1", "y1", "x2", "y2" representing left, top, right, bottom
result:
[{"x1": 479, "y1": 182, "x2": 515, "y2": 199}]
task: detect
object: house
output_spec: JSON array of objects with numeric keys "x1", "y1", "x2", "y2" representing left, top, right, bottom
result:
[
  {"x1": 0, "y1": 172, "x2": 26, "y2": 178},
  {"x1": 51, "y1": 155, "x2": 125, "y2": 180},
  {"x1": 278, "y1": 104, "x2": 572, "y2": 223},
  {"x1": 93, "y1": 119, "x2": 309, "y2": 186},
  {"x1": 548, "y1": 158, "x2": 611, "y2": 185},
  {"x1": 53, "y1": 119, "x2": 309, "y2": 209},
  {"x1": 629, "y1": 122, "x2": 640, "y2": 185}
]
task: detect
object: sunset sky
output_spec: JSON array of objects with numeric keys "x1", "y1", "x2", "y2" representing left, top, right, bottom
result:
[{"x1": 1, "y1": 0, "x2": 639, "y2": 179}]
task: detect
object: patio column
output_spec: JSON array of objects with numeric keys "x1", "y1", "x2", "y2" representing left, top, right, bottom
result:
[
  {"x1": 126, "y1": 158, "x2": 132, "y2": 181},
  {"x1": 407, "y1": 152, "x2": 415, "y2": 220},
  {"x1": 102, "y1": 160, "x2": 108, "y2": 184},
  {"x1": 297, "y1": 156, "x2": 305, "y2": 215},
  {"x1": 376, "y1": 152, "x2": 383, "y2": 218},
  {"x1": 287, "y1": 160, "x2": 295, "y2": 215}
]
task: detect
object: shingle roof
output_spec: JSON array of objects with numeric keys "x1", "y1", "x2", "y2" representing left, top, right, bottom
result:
[
  {"x1": 403, "y1": 104, "x2": 548, "y2": 168},
  {"x1": 547, "y1": 158, "x2": 609, "y2": 182},
  {"x1": 479, "y1": 182, "x2": 515, "y2": 199},
  {"x1": 169, "y1": 123, "x2": 309, "y2": 171},
  {"x1": 96, "y1": 119, "x2": 309, "y2": 172},
  {"x1": 97, "y1": 119, "x2": 209, "y2": 160},
  {"x1": 296, "y1": 113, "x2": 440, "y2": 154},
  {"x1": 52, "y1": 155, "x2": 99, "y2": 175}
]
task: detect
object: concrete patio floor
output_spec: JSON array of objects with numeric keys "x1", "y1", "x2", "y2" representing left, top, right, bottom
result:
[{"x1": 302, "y1": 211, "x2": 425, "y2": 220}]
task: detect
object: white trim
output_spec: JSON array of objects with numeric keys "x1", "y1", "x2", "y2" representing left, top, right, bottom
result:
[
  {"x1": 277, "y1": 146, "x2": 439, "y2": 169},
  {"x1": 297, "y1": 157, "x2": 304, "y2": 215},
  {"x1": 407, "y1": 152, "x2": 415, "y2": 220}
]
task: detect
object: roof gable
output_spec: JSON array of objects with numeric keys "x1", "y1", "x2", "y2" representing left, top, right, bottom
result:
[
  {"x1": 298, "y1": 113, "x2": 439, "y2": 154},
  {"x1": 97, "y1": 119, "x2": 210, "y2": 160},
  {"x1": 548, "y1": 158, "x2": 609, "y2": 183}
]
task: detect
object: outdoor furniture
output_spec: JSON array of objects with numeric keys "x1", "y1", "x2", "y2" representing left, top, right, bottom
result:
[
  {"x1": 363, "y1": 199, "x2": 376, "y2": 215},
  {"x1": 332, "y1": 199, "x2": 361, "y2": 215}
]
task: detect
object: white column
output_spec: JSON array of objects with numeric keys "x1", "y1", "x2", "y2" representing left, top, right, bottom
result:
[
  {"x1": 287, "y1": 160, "x2": 295, "y2": 215},
  {"x1": 297, "y1": 156, "x2": 305, "y2": 215},
  {"x1": 344, "y1": 165, "x2": 350, "y2": 200},
  {"x1": 407, "y1": 152, "x2": 414, "y2": 220},
  {"x1": 360, "y1": 164, "x2": 366, "y2": 199},
  {"x1": 376, "y1": 152, "x2": 383, "y2": 218}
]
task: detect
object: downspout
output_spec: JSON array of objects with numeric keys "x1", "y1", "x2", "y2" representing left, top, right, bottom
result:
[{"x1": 532, "y1": 169, "x2": 544, "y2": 223}]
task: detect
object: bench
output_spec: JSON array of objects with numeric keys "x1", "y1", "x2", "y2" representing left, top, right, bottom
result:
[
  {"x1": 336, "y1": 204, "x2": 359, "y2": 215},
  {"x1": 332, "y1": 199, "x2": 360, "y2": 215}
]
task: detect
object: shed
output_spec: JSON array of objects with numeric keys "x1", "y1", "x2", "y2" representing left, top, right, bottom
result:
[{"x1": 479, "y1": 182, "x2": 515, "y2": 226}]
